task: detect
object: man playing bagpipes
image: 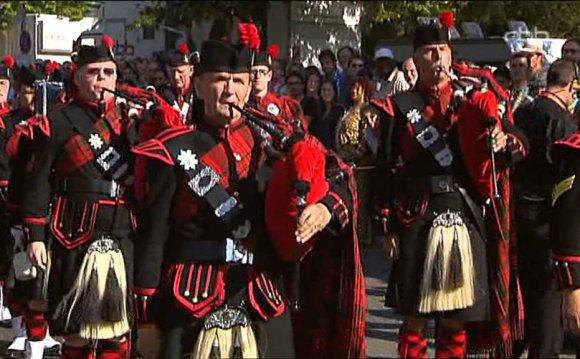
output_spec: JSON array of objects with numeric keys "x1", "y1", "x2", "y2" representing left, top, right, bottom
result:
[
  {"x1": 370, "y1": 11, "x2": 529, "y2": 358},
  {"x1": 130, "y1": 22, "x2": 365, "y2": 358},
  {"x1": 244, "y1": 38, "x2": 367, "y2": 359},
  {"x1": 21, "y1": 35, "x2": 158, "y2": 358},
  {"x1": 0, "y1": 62, "x2": 64, "y2": 358}
]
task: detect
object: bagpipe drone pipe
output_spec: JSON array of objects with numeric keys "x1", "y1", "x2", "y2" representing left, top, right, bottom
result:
[
  {"x1": 230, "y1": 103, "x2": 331, "y2": 311},
  {"x1": 101, "y1": 83, "x2": 184, "y2": 140}
]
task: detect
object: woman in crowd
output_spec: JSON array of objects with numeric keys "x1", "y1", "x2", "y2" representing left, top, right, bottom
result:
[
  {"x1": 309, "y1": 79, "x2": 344, "y2": 150},
  {"x1": 305, "y1": 70, "x2": 322, "y2": 99},
  {"x1": 335, "y1": 79, "x2": 376, "y2": 246}
]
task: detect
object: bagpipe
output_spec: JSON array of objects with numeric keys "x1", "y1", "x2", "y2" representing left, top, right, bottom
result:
[
  {"x1": 100, "y1": 83, "x2": 183, "y2": 138},
  {"x1": 450, "y1": 62, "x2": 510, "y2": 201},
  {"x1": 230, "y1": 103, "x2": 330, "y2": 311}
]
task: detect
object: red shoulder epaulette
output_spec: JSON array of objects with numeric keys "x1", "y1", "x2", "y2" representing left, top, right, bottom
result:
[
  {"x1": 131, "y1": 126, "x2": 194, "y2": 165},
  {"x1": 369, "y1": 96, "x2": 395, "y2": 117},
  {"x1": 554, "y1": 132, "x2": 580, "y2": 150}
]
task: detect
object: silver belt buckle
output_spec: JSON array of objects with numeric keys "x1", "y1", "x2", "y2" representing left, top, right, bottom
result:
[
  {"x1": 225, "y1": 238, "x2": 254, "y2": 264},
  {"x1": 204, "y1": 306, "x2": 250, "y2": 330}
]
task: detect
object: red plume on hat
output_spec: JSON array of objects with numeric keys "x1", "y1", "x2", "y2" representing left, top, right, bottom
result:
[
  {"x1": 439, "y1": 11, "x2": 455, "y2": 29},
  {"x1": 45, "y1": 60, "x2": 59, "y2": 75},
  {"x1": 267, "y1": 44, "x2": 280, "y2": 60},
  {"x1": 238, "y1": 22, "x2": 261, "y2": 51},
  {"x1": 102, "y1": 35, "x2": 115, "y2": 50},
  {"x1": 178, "y1": 42, "x2": 190, "y2": 55},
  {"x1": 3, "y1": 55, "x2": 15, "y2": 69}
]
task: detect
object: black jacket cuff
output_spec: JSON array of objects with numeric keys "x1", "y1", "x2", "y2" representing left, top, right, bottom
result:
[{"x1": 319, "y1": 191, "x2": 349, "y2": 233}]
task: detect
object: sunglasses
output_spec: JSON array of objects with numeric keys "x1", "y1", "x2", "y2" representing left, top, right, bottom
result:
[
  {"x1": 85, "y1": 68, "x2": 116, "y2": 77},
  {"x1": 287, "y1": 81, "x2": 302, "y2": 86},
  {"x1": 350, "y1": 63, "x2": 364, "y2": 68},
  {"x1": 152, "y1": 77, "x2": 164, "y2": 81}
]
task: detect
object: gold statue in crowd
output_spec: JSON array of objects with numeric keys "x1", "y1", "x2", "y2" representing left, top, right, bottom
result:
[{"x1": 335, "y1": 79, "x2": 377, "y2": 246}]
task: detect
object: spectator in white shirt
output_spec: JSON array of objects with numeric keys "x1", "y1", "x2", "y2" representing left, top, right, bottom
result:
[{"x1": 372, "y1": 47, "x2": 409, "y2": 99}]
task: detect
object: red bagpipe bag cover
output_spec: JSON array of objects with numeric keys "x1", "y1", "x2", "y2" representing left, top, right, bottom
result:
[
  {"x1": 453, "y1": 62, "x2": 524, "y2": 356},
  {"x1": 264, "y1": 133, "x2": 367, "y2": 358},
  {"x1": 265, "y1": 134, "x2": 328, "y2": 261},
  {"x1": 453, "y1": 62, "x2": 507, "y2": 199}
]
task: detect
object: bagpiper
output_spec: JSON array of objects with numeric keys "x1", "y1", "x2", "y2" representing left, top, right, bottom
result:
[
  {"x1": 22, "y1": 35, "x2": 149, "y2": 358},
  {"x1": 370, "y1": 11, "x2": 528, "y2": 358}
]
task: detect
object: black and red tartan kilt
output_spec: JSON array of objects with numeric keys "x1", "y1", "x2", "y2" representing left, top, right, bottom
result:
[
  {"x1": 45, "y1": 233, "x2": 134, "y2": 336},
  {"x1": 384, "y1": 191, "x2": 490, "y2": 322},
  {"x1": 150, "y1": 264, "x2": 294, "y2": 359}
]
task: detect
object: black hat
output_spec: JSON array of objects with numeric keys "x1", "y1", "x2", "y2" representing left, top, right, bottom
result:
[
  {"x1": 0, "y1": 55, "x2": 16, "y2": 80},
  {"x1": 413, "y1": 11, "x2": 454, "y2": 51},
  {"x1": 168, "y1": 43, "x2": 193, "y2": 67},
  {"x1": 253, "y1": 44, "x2": 280, "y2": 68},
  {"x1": 253, "y1": 51, "x2": 272, "y2": 68},
  {"x1": 15, "y1": 64, "x2": 45, "y2": 86},
  {"x1": 73, "y1": 35, "x2": 116, "y2": 67},
  {"x1": 414, "y1": 26, "x2": 451, "y2": 51},
  {"x1": 198, "y1": 40, "x2": 252, "y2": 74}
]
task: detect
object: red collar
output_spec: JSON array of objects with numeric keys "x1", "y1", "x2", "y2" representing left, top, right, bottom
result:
[{"x1": 252, "y1": 91, "x2": 276, "y2": 107}]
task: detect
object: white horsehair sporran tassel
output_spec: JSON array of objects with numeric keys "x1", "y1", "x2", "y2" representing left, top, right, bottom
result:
[
  {"x1": 418, "y1": 210, "x2": 475, "y2": 313},
  {"x1": 192, "y1": 306, "x2": 258, "y2": 359},
  {"x1": 54, "y1": 236, "x2": 129, "y2": 340}
]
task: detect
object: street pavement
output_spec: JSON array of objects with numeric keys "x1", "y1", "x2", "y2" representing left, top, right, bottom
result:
[
  {"x1": 364, "y1": 244, "x2": 398, "y2": 358},
  {"x1": 363, "y1": 244, "x2": 436, "y2": 358}
]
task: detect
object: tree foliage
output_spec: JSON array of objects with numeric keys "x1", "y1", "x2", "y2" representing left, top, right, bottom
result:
[
  {"x1": 129, "y1": 1, "x2": 268, "y2": 30},
  {"x1": 0, "y1": 1, "x2": 94, "y2": 31},
  {"x1": 360, "y1": 1, "x2": 580, "y2": 38}
]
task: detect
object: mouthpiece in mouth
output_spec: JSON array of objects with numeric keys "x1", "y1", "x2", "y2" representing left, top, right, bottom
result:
[{"x1": 227, "y1": 103, "x2": 236, "y2": 118}]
